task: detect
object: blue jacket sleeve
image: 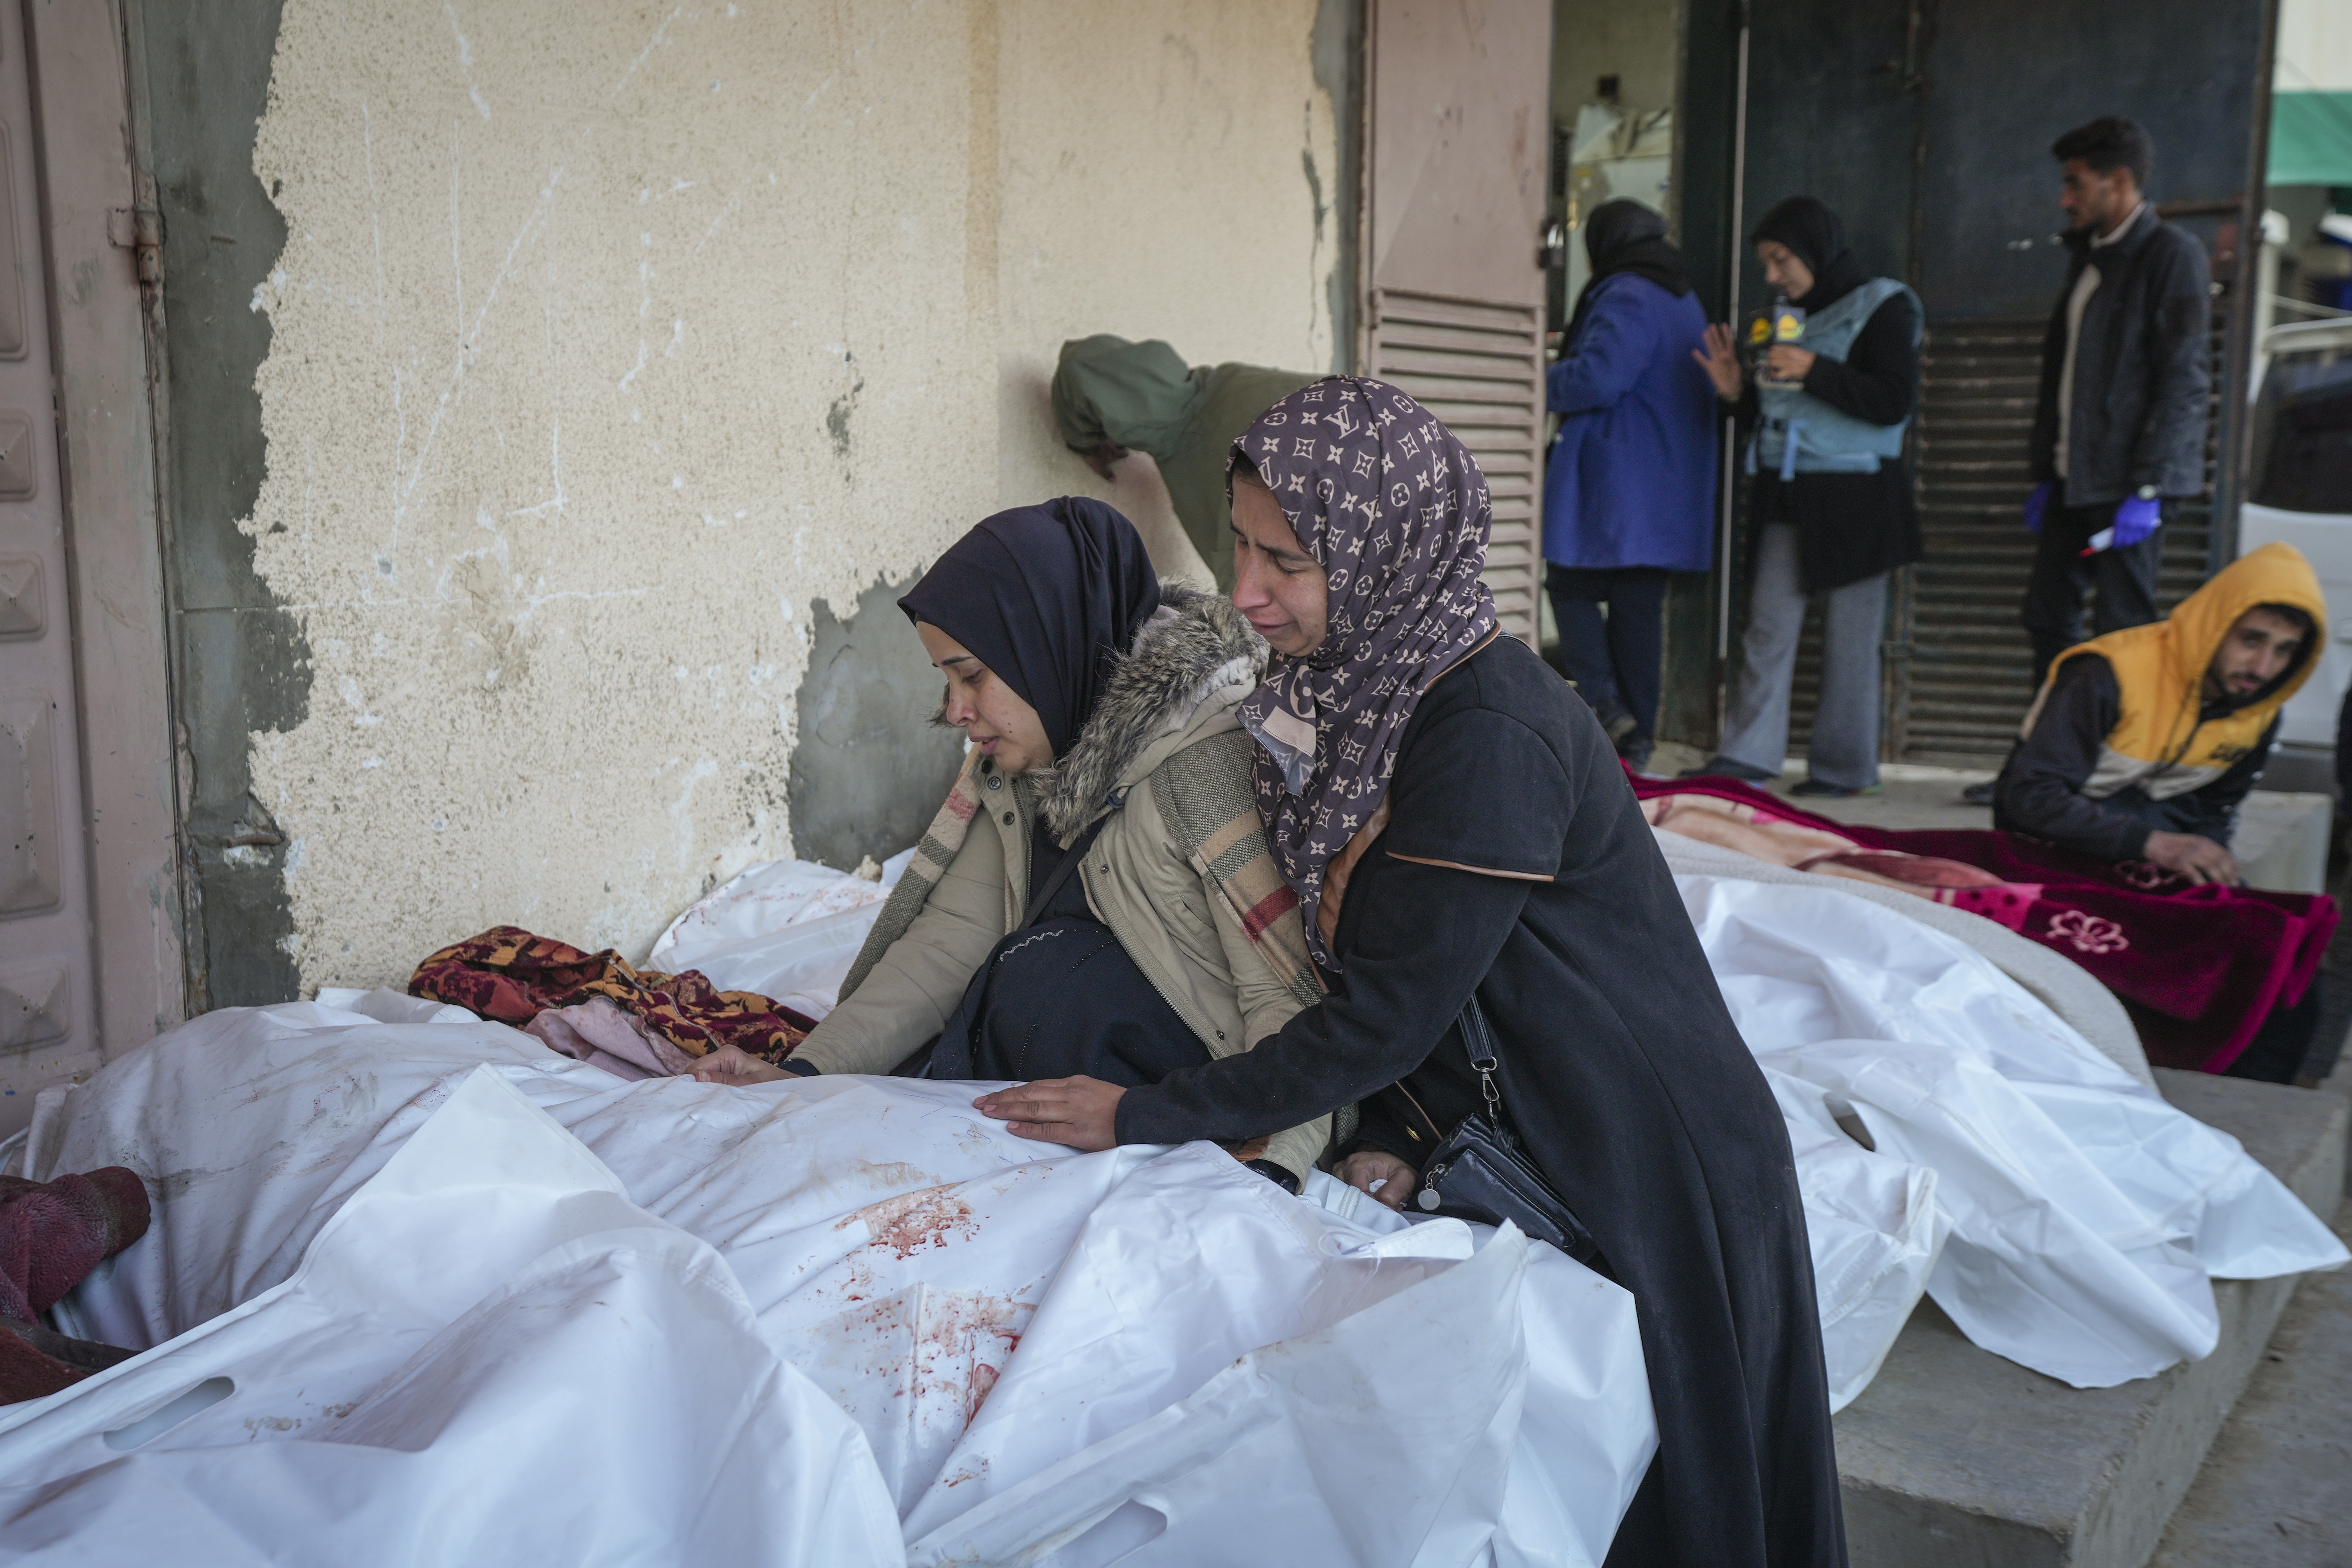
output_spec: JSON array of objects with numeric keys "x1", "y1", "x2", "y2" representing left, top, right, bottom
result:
[{"x1": 1548, "y1": 281, "x2": 1663, "y2": 417}]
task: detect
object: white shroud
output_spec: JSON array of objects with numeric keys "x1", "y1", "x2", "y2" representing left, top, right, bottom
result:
[
  {"x1": 1680, "y1": 874, "x2": 2346, "y2": 1392},
  {"x1": 0, "y1": 998, "x2": 1656, "y2": 1568}
]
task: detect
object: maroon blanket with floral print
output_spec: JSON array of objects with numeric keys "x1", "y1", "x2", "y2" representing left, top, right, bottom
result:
[
  {"x1": 409, "y1": 926, "x2": 816, "y2": 1065},
  {"x1": 1633, "y1": 774, "x2": 2336, "y2": 1074}
]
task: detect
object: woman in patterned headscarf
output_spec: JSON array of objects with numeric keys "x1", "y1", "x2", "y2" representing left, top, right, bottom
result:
[{"x1": 978, "y1": 379, "x2": 1847, "y2": 1568}]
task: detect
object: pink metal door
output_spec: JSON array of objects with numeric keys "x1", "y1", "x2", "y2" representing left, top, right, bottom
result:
[
  {"x1": 0, "y1": 0, "x2": 99, "y2": 1132},
  {"x1": 1361, "y1": 0, "x2": 1555, "y2": 646}
]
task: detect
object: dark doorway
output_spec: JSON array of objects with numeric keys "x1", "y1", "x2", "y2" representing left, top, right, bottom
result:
[{"x1": 1696, "y1": 0, "x2": 2272, "y2": 765}]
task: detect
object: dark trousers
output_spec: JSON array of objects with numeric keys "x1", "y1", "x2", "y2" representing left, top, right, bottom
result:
[
  {"x1": 2020, "y1": 500, "x2": 2166, "y2": 689},
  {"x1": 1546, "y1": 565, "x2": 1668, "y2": 742},
  {"x1": 2224, "y1": 976, "x2": 2325, "y2": 1086}
]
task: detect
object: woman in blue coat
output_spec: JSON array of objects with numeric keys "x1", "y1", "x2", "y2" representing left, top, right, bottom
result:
[{"x1": 1544, "y1": 201, "x2": 1719, "y2": 770}]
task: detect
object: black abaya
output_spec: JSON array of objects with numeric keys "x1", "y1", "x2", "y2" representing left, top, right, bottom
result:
[
  {"x1": 1117, "y1": 634, "x2": 1847, "y2": 1568},
  {"x1": 927, "y1": 820, "x2": 1210, "y2": 1085}
]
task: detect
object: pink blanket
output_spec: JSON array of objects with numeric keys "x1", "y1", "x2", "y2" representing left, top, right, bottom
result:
[{"x1": 1636, "y1": 772, "x2": 2335, "y2": 1073}]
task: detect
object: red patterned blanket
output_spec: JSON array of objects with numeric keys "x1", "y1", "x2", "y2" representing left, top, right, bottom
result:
[
  {"x1": 1635, "y1": 773, "x2": 2334, "y2": 1073},
  {"x1": 410, "y1": 926, "x2": 815, "y2": 1065}
]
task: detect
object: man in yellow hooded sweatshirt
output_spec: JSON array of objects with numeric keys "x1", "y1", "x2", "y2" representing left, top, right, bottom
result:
[
  {"x1": 1994, "y1": 542, "x2": 2324, "y2": 888},
  {"x1": 1993, "y1": 543, "x2": 2328, "y2": 1082}
]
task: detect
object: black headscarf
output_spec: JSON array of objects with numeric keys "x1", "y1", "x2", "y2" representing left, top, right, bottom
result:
[
  {"x1": 1751, "y1": 196, "x2": 1870, "y2": 312},
  {"x1": 897, "y1": 497, "x2": 1161, "y2": 759},
  {"x1": 1567, "y1": 200, "x2": 1693, "y2": 343}
]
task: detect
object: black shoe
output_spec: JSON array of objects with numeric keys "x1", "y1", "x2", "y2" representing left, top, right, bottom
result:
[
  {"x1": 1679, "y1": 756, "x2": 1777, "y2": 783},
  {"x1": 1587, "y1": 698, "x2": 1639, "y2": 746},
  {"x1": 1961, "y1": 780, "x2": 1996, "y2": 806},
  {"x1": 1788, "y1": 779, "x2": 1882, "y2": 799},
  {"x1": 1619, "y1": 737, "x2": 1655, "y2": 773}
]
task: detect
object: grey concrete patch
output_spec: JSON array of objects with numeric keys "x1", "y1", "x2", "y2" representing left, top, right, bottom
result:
[
  {"x1": 786, "y1": 574, "x2": 965, "y2": 873},
  {"x1": 1642, "y1": 739, "x2": 1711, "y2": 779},
  {"x1": 2147, "y1": 1203, "x2": 2352, "y2": 1567},
  {"x1": 131, "y1": 0, "x2": 307, "y2": 1011},
  {"x1": 1837, "y1": 1073, "x2": 2348, "y2": 1568},
  {"x1": 1799, "y1": 765, "x2": 2001, "y2": 834},
  {"x1": 2252, "y1": 742, "x2": 2335, "y2": 800},
  {"x1": 1309, "y1": 0, "x2": 1360, "y2": 374}
]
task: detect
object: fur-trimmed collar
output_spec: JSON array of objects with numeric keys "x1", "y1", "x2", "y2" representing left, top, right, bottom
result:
[{"x1": 1034, "y1": 581, "x2": 1266, "y2": 843}]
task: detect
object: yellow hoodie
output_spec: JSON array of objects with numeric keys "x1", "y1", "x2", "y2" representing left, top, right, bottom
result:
[{"x1": 2018, "y1": 542, "x2": 2327, "y2": 803}]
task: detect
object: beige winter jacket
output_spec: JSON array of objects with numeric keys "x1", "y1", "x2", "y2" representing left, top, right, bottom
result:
[{"x1": 794, "y1": 586, "x2": 1330, "y2": 1184}]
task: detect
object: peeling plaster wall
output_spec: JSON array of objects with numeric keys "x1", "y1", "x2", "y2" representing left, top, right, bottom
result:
[
  {"x1": 989, "y1": 3, "x2": 1342, "y2": 550},
  {"x1": 179, "y1": 0, "x2": 1337, "y2": 996},
  {"x1": 136, "y1": 0, "x2": 307, "y2": 1011}
]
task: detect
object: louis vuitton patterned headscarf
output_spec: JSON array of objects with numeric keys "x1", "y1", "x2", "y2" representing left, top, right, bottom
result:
[{"x1": 1230, "y1": 376, "x2": 1496, "y2": 964}]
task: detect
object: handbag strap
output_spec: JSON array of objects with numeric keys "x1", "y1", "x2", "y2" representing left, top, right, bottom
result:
[
  {"x1": 1018, "y1": 810, "x2": 1114, "y2": 932},
  {"x1": 1459, "y1": 993, "x2": 1508, "y2": 1131},
  {"x1": 1371, "y1": 992, "x2": 1509, "y2": 1150}
]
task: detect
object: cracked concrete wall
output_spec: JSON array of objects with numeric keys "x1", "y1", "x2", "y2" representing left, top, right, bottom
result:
[{"x1": 172, "y1": 0, "x2": 1337, "y2": 996}]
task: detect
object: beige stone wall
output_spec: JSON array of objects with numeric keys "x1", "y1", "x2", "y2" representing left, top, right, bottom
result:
[{"x1": 245, "y1": 0, "x2": 1338, "y2": 990}]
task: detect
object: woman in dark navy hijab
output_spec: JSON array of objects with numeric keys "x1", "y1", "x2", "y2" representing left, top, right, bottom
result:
[
  {"x1": 897, "y1": 498, "x2": 1161, "y2": 766},
  {"x1": 1544, "y1": 200, "x2": 1717, "y2": 772},
  {"x1": 701, "y1": 497, "x2": 1335, "y2": 1190}
]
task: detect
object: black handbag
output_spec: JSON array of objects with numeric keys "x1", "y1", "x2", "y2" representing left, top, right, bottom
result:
[{"x1": 1390, "y1": 996, "x2": 1604, "y2": 1269}]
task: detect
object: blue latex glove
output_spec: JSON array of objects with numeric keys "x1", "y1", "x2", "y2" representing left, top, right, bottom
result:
[
  {"x1": 2111, "y1": 493, "x2": 2162, "y2": 548},
  {"x1": 2022, "y1": 481, "x2": 2053, "y2": 533}
]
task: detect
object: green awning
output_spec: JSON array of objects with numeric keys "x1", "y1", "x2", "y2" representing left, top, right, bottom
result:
[{"x1": 2272, "y1": 91, "x2": 2352, "y2": 188}]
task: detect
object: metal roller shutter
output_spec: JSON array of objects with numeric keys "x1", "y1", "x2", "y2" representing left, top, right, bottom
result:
[
  {"x1": 1891, "y1": 315, "x2": 2050, "y2": 758},
  {"x1": 1783, "y1": 313, "x2": 2218, "y2": 764},
  {"x1": 1363, "y1": 287, "x2": 1547, "y2": 648}
]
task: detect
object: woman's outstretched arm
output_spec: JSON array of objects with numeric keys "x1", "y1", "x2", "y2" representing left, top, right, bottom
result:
[
  {"x1": 980, "y1": 700, "x2": 1576, "y2": 1150},
  {"x1": 976, "y1": 853, "x2": 1532, "y2": 1149},
  {"x1": 1118, "y1": 853, "x2": 1531, "y2": 1143}
]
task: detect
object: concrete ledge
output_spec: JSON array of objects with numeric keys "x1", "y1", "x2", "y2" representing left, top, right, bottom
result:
[
  {"x1": 2146, "y1": 1200, "x2": 2352, "y2": 1565},
  {"x1": 2250, "y1": 742, "x2": 2335, "y2": 800},
  {"x1": 1835, "y1": 1071, "x2": 2348, "y2": 1568},
  {"x1": 2234, "y1": 791, "x2": 2332, "y2": 895}
]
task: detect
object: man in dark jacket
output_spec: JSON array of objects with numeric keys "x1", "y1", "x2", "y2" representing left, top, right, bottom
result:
[{"x1": 2018, "y1": 116, "x2": 2211, "y2": 689}]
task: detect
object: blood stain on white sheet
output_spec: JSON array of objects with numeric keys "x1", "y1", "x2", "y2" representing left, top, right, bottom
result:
[
  {"x1": 841, "y1": 1187, "x2": 980, "y2": 1260},
  {"x1": 909, "y1": 1289, "x2": 1026, "y2": 1427},
  {"x1": 965, "y1": 1359, "x2": 1005, "y2": 1423},
  {"x1": 841, "y1": 1157, "x2": 938, "y2": 1192}
]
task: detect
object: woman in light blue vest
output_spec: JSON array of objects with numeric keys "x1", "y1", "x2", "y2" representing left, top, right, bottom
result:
[{"x1": 1688, "y1": 197, "x2": 1924, "y2": 798}]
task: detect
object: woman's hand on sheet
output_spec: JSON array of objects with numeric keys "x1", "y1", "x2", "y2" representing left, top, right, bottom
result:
[
  {"x1": 972, "y1": 1076, "x2": 1125, "y2": 1150},
  {"x1": 1335, "y1": 1150, "x2": 1419, "y2": 1212},
  {"x1": 689, "y1": 1043, "x2": 789, "y2": 1086}
]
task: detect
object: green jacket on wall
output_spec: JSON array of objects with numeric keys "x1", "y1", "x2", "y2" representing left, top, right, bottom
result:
[{"x1": 1052, "y1": 335, "x2": 1314, "y2": 591}]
